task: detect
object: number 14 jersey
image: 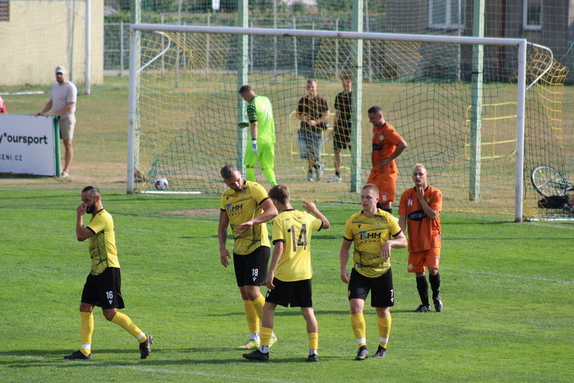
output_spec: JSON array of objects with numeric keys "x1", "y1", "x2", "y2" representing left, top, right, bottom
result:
[{"x1": 272, "y1": 209, "x2": 324, "y2": 282}]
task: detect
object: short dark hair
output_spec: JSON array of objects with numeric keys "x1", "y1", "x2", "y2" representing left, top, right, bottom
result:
[
  {"x1": 220, "y1": 164, "x2": 238, "y2": 179},
  {"x1": 238, "y1": 85, "x2": 252, "y2": 94},
  {"x1": 367, "y1": 106, "x2": 383, "y2": 115},
  {"x1": 268, "y1": 184, "x2": 290, "y2": 205},
  {"x1": 82, "y1": 185, "x2": 101, "y2": 198},
  {"x1": 362, "y1": 183, "x2": 379, "y2": 196},
  {"x1": 341, "y1": 74, "x2": 352, "y2": 81}
]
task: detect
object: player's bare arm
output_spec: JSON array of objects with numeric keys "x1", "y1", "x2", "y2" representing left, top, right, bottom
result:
[
  {"x1": 378, "y1": 139, "x2": 407, "y2": 168},
  {"x1": 339, "y1": 239, "x2": 353, "y2": 284},
  {"x1": 234, "y1": 198, "x2": 278, "y2": 234},
  {"x1": 415, "y1": 186, "x2": 440, "y2": 219},
  {"x1": 302, "y1": 201, "x2": 331, "y2": 229},
  {"x1": 76, "y1": 204, "x2": 94, "y2": 241},
  {"x1": 266, "y1": 241, "x2": 284, "y2": 289},
  {"x1": 380, "y1": 232, "x2": 407, "y2": 260},
  {"x1": 218, "y1": 210, "x2": 232, "y2": 267},
  {"x1": 250, "y1": 120, "x2": 258, "y2": 141},
  {"x1": 398, "y1": 215, "x2": 407, "y2": 233}
]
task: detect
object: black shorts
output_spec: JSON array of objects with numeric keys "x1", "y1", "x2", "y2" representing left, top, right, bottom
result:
[
  {"x1": 348, "y1": 268, "x2": 394, "y2": 308},
  {"x1": 233, "y1": 246, "x2": 270, "y2": 287},
  {"x1": 81, "y1": 267, "x2": 125, "y2": 309},
  {"x1": 333, "y1": 123, "x2": 351, "y2": 150},
  {"x1": 266, "y1": 278, "x2": 313, "y2": 308}
]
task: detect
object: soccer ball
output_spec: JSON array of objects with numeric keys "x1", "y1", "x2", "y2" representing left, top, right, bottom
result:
[{"x1": 154, "y1": 178, "x2": 169, "y2": 191}]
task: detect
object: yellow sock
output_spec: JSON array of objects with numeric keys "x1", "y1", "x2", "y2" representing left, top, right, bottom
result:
[
  {"x1": 80, "y1": 312, "x2": 94, "y2": 356},
  {"x1": 260, "y1": 327, "x2": 273, "y2": 347},
  {"x1": 111, "y1": 312, "x2": 146, "y2": 342},
  {"x1": 251, "y1": 294, "x2": 265, "y2": 321},
  {"x1": 351, "y1": 314, "x2": 367, "y2": 346},
  {"x1": 377, "y1": 315, "x2": 392, "y2": 348},
  {"x1": 243, "y1": 300, "x2": 259, "y2": 334},
  {"x1": 308, "y1": 332, "x2": 319, "y2": 350}
]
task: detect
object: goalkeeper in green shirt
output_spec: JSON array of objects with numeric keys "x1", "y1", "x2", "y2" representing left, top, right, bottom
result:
[{"x1": 239, "y1": 85, "x2": 277, "y2": 186}]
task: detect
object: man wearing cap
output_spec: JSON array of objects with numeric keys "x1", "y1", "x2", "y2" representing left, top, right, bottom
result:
[{"x1": 35, "y1": 66, "x2": 78, "y2": 178}]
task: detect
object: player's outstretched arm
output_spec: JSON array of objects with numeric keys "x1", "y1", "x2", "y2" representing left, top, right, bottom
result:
[
  {"x1": 302, "y1": 201, "x2": 330, "y2": 229},
  {"x1": 234, "y1": 198, "x2": 278, "y2": 234}
]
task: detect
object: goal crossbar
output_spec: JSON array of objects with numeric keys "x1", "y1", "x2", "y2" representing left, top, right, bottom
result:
[{"x1": 127, "y1": 24, "x2": 527, "y2": 221}]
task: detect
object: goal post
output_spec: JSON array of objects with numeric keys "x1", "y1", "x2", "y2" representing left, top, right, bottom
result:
[{"x1": 127, "y1": 24, "x2": 529, "y2": 220}]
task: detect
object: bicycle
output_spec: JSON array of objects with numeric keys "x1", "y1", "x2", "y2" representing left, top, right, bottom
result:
[{"x1": 530, "y1": 165, "x2": 574, "y2": 197}]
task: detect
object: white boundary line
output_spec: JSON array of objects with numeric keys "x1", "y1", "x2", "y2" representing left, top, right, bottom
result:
[{"x1": 0, "y1": 354, "x2": 302, "y2": 383}]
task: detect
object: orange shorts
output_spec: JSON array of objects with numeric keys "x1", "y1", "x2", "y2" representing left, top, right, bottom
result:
[
  {"x1": 407, "y1": 248, "x2": 441, "y2": 273},
  {"x1": 367, "y1": 171, "x2": 397, "y2": 203}
]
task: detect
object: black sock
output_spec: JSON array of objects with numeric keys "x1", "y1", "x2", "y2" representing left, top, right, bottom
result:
[
  {"x1": 429, "y1": 272, "x2": 441, "y2": 301},
  {"x1": 335, "y1": 171, "x2": 340, "y2": 177},
  {"x1": 416, "y1": 276, "x2": 429, "y2": 306}
]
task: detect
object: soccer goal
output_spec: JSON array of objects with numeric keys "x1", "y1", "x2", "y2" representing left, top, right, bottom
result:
[{"x1": 127, "y1": 24, "x2": 568, "y2": 221}]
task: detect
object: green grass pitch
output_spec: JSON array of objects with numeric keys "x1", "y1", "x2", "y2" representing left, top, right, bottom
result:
[{"x1": 0, "y1": 188, "x2": 573, "y2": 382}]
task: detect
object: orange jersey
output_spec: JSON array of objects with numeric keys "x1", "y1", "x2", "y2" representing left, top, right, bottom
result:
[
  {"x1": 371, "y1": 122, "x2": 403, "y2": 175},
  {"x1": 398, "y1": 185, "x2": 442, "y2": 252}
]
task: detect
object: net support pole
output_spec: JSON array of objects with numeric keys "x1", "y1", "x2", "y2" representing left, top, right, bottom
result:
[
  {"x1": 127, "y1": 27, "x2": 138, "y2": 194},
  {"x1": 514, "y1": 41, "x2": 527, "y2": 222},
  {"x1": 237, "y1": 0, "x2": 248, "y2": 175},
  {"x1": 350, "y1": 0, "x2": 363, "y2": 193},
  {"x1": 469, "y1": 0, "x2": 485, "y2": 201},
  {"x1": 85, "y1": 0, "x2": 91, "y2": 95},
  {"x1": 127, "y1": 0, "x2": 141, "y2": 194}
]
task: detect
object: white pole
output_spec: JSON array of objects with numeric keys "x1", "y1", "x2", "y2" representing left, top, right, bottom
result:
[
  {"x1": 120, "y1": 21, "x2": 124, "y2": 76},
  {"x1": 131, "y1": 25, "x2": 526, "y2": 47},
  {"x1": 514, "y1": 40, "x2": 527, "y2": 222},
  {"x1": 127, "y1": 29, "x2": 138, "y2": 194},
  {"x1": 85, "y1": 0, "x2": 91, "y2": 94},
  {"x1": 293, "y1": 17, "x2": 298, "y2": 77}
]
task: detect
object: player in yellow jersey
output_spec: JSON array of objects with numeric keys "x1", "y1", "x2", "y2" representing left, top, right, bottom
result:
[
  {"x1": 64, "y1": 186, "x2": 152, "y2": 360},
  {"x1": 243, "y1": 184, "x2": 330, "y2": 362},
  {"x1": 340, "y1": 184, "x2": 407, "y2": 360},
  {"x1": 218, "y1": 164, "x2": 279, "y2": 350}
]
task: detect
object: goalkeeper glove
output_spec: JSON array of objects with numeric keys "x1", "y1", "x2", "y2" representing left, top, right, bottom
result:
[{"x1": 251, "y1": 139, "x2": 258, "y2": 156}]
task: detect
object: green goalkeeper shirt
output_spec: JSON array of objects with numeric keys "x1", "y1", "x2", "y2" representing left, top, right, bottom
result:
[{"x1": 247, "y1": 95, "x2": 276, "y2": 144}]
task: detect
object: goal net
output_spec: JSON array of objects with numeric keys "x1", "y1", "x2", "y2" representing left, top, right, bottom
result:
[{"x1": 128, "y1": 24, "x2": 569, "y2": 220}]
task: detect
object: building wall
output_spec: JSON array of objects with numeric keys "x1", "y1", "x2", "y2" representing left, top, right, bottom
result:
[{"x1": 0, "y1": 0, "x2": 104, "y2": 87}]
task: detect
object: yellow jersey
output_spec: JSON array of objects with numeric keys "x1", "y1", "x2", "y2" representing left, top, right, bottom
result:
[
  {"x1": 343, "y1": 209, "x2": 401, "y2": 278},
  {"x1": 220, "y1": 180, "x2": 271, "y2": 255},
  {"x1": 87, "y1": 209, "x2": 120, "y2": 276},
  {"x1": 272, "y1": 209, "x2": 323, "y2": 281}
]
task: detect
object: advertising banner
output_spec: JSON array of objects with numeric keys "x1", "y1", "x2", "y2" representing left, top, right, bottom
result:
[{"x1": 0, "y1": 114, "x2": 60, "y2": 176}]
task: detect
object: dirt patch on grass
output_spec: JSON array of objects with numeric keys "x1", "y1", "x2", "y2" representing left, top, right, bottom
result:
[{"x1": 168, "y1": 208, "x2": 219, "y2": 217}]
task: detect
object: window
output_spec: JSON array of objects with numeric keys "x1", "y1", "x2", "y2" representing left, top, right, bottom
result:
[
  {"x1": 429, "y1": 0, "x2": 464, "y2": 30},
  {"x1": 0, "y1": 1, "x2": 8, "y2": 22},
  {"x1": 523, "y1": 0, "x2": 542, "y2": 30}
]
